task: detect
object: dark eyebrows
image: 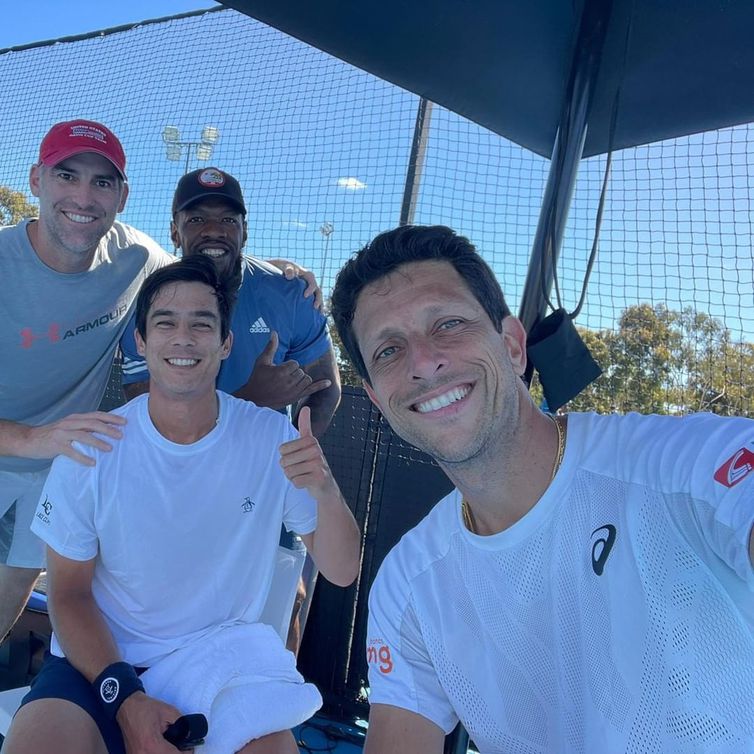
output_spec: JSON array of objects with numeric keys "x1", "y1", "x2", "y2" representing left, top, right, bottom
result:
[{"x1": 149, "y1": 308, "x2": 218, "y2": 321}]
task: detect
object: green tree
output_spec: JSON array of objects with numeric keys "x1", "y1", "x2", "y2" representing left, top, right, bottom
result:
[
  {"x1": 561, "y1": 303, "x2": 754, "y2": 416},
  {"x1": 0, "y1": 185, "x2": 37, "y2": 225},
  {"x1": 329, "y1": 316, "x2": 361, "y2": 387}
]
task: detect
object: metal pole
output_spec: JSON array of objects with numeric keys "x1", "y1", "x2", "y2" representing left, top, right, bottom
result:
[
  {"x1": 399, "y1": 97, "x2": 433, "y2": 226},
  {"x1": 518, "y1": 0, "x2": 615, "y2": 350}
]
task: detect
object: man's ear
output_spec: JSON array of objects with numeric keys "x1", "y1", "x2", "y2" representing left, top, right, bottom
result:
[
  {"x1": 501, "y1": 316, "x2": 528, "y2": 376},
  {"x1": 242, "y1": 220, "x2": 248, "y2": 248},
  {"x1": 135, "y1": 327, "x2": 146, "y2": 357},
  {"x1": 117, "y1": 182, "x2": 129, "y2": 213},
  {"x1": 221, "y1": 330, "x2": 233, "y2": 361},
  {"x1": 29, "y1": 164, "x2": 41, "y2": 197},
  {"x1": 170, "y1": 219, "x2": 181, "y2": 250},
  {"x1": 363, "y1": 379, "x2": 382, "y2": 411}
]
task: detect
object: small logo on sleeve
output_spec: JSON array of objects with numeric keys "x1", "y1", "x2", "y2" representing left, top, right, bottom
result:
[
  {"x1": 714, "y1": 446, "x2": 754, "y2": 488},
  {"x1": 367, "y1": 640, "x2": 394, "y2": 674},
  {"x1": 590, "y1": 524, "x2": 617, "y2": 576}
]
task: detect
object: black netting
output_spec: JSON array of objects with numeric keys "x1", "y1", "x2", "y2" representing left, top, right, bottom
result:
[{"x1": 2, "y1": 5, "x2": 753, "y2": 721}]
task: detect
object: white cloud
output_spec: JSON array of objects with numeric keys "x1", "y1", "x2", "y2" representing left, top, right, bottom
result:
[{"x1": 337, "y1": 177, "x2": 367, "y2": 191}]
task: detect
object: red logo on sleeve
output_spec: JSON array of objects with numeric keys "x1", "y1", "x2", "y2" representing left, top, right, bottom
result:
[
  {"x1": 714, "y1": 446, "x2": 754, "y2": 488},
  {"x1": 367, "y1": 640, "x2": 394, "y2": 674}
]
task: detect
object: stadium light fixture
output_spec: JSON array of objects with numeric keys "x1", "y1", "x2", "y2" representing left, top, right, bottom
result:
[{"x1": 161, "y1": 124, "x2": 221, "y2": 174}]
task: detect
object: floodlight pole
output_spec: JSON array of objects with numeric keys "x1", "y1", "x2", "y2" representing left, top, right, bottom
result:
[
  {"x1": 162, "y1": 125, "x2": 220, "y2": 174},
  {"x1": 399, "y1": 97, "x2": 433, "y2": 226},
  {"x1": 518, "y1": 0, "x2": 614, "y2": 380}
]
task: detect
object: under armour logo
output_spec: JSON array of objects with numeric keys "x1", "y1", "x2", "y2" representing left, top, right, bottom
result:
[
  {"x1": 590, "y1": 524, "x2": 617, "y2": 575},
  {"x1": 20, "y1": 324, "x2": 61, "y2": 348}
]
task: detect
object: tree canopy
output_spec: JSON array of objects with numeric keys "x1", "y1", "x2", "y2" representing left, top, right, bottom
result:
[{"x1": 0, "y1": 185, "x2": 37, "y2": 225}]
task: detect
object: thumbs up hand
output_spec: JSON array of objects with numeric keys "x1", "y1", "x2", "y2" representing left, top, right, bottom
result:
[{"x1": 279, "y1": 406, "x2": 336, "y2": 499}]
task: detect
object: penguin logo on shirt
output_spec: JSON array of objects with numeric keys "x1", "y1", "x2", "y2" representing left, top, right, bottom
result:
[
  {"x1": 590, "y1": 524, "x2": 617, "y2": 576},
  {"x1": 241, "y1": 497, "x2": 255, "y2": 513}
]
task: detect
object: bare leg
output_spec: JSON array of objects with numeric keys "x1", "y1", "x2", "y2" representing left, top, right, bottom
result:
[
  {"x1": 0, "y1": 565, "x2": 41, "y2": 642},
  {"x1": 3, "y1": 698, "x2": 107, "y2": 754},
  {"x1": 237, "y1": 730, "x2": 299, "y2": 754}
]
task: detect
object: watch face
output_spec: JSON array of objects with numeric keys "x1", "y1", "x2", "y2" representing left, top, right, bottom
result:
[{"x1": 100, "y1": 677, "x2": 120, "y2": 703}]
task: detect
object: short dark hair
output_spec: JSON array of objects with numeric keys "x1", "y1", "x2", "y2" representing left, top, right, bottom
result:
[
  {"x1": 331, "y1": 225, "x2": 511, "y2": 381},
  {"x1": 135, "y1": 255, "x2": 236, "y2": 342}
]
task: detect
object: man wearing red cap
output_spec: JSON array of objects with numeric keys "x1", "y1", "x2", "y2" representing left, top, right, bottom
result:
[{"x1": 0, "y1": 119, "x2": 172, "y2": 642}]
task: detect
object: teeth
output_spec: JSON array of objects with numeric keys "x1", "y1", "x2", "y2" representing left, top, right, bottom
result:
[
  {"x1": 415, "y1": 385, "x2": 470, "y2": 414},
  {"x1": 201, "y1": 248, "x2": 226, "y2": 258},
  {"x1": 64, "y1": 212, "x2": 95, "y2": 224},
  {"x1": 167, "y1": 358, "x2": 198, "y2": 366}
]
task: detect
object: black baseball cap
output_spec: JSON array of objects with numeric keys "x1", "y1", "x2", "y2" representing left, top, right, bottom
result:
[{"x1": 172, "y1": 167, "x2": 246, "y2": 215}]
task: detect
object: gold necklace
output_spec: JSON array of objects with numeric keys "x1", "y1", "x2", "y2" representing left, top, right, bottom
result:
[{"x1": 461, "y1": 413, "x2": 566, "y2": 534}]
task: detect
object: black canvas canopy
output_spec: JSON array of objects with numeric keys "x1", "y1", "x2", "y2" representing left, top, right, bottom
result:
[{"x1": 217, "y1": 0, "x2": 754, "y2": 158}]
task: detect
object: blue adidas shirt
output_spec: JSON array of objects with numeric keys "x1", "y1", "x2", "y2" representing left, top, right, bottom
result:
[{"x1": 121, "y1": 256, "x2": 332, "y2": 394}]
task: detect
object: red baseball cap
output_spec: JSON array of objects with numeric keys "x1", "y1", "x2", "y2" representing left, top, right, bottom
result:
[{"x1": 38, "y1": 119, "x2": 127, "y2": 180}]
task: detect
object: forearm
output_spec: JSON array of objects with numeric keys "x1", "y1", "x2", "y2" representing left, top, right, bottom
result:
[
  {"x1": 0, "y1": 419, "x2": 35, "y2": 457},
  {"x1": 49, "y1": 587, "x2": 121, "y2": 681},
  {"x1": 294, "y1": 381, "x2": 341, "y2": 437},
  {"x1": 307, "y1": 490, "x2": 360, "y2": 587}
]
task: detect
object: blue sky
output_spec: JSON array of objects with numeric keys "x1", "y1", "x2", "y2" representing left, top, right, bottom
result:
[
  {"x1": 1, "y1": 3, "x2": 751, "y2": 343},
  {"x1": 0, "y1": 1, "x2": 217, "y2": 49}
]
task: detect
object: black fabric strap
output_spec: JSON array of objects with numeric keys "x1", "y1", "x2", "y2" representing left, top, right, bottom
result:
[{"x1": 92, "y1": 661, "x2": 145, "y2": 720}]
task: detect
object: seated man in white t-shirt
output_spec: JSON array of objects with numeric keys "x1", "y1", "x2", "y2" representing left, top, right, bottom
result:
[
  {"x1": 330, "y1": 224, "x2": 754, "y2": 754},
  {"x1": 4, "y1": 255, "x2": 360, "y2": 754}
]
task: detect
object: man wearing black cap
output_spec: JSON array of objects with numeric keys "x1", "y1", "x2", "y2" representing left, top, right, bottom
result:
[{"x1": 121, "y1": 167, "x2": 341, "y2": 438}]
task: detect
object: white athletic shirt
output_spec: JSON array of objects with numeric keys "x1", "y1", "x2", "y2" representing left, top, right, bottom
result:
[
  {"x1": 367, "y1": 412, "x2": 754, "y2": 753},
  {"x1": 32, "y1": 392, "x2": 317, "y2": 667}
]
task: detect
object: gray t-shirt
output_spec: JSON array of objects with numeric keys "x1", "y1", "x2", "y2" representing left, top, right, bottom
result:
[{"x1": 0, "y1": 220, "x2": 172, "y2": 473}]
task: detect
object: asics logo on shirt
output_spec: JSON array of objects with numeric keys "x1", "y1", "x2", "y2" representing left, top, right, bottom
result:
[
  {"x1": 249, "y1": 317, "x2": 270, "y2": 334},
  {"x1": 714, "y1": 445, "x2": 754, "y2": 488},
  {"x1": 590, "y1": 524, "x2": 617, "y2": 575}
]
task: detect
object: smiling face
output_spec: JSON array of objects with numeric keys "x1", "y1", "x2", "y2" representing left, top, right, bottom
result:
[
  {"x1": 171, "y1": 197, "x2": 247, "y2": 280},
  {"x1": 353, "y1": 259, "x2": 529, "y2": 466},
  {"x1": 29, "y1": 151, "x2": 128, "y2": 271},
  {"x1": 134, "y1": 280, "x2": 232, "y2": 401}
]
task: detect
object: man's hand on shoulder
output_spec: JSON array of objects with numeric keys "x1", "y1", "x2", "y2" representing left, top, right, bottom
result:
[
  {"x1": 236, "y1": 331, "x2": 332, "y2": 409},
  {"x1": 16, "y1": 412, "x2": 126, "y2": 466},
  {"x1": 266, "y1": 258, "x2": 323, "y2": 311},
  {"x1": 116, "y1": 691, "x2": 184, "y2": 754}
]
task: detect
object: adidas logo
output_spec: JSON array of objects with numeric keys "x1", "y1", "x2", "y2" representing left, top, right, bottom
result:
[{"x1": 249, "y1": 317, "x2": 270, "y2": 334}]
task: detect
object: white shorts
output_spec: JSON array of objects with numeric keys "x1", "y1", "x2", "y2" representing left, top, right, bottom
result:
[{"x1": 0, "y1": 468, "x2": 48, "y2": 568}]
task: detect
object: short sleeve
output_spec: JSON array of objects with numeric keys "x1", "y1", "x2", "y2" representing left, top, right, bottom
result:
[
  {"x1": 120, "y1": 313, "x2": 149, "y2": 386},
  {"x1": 366, "y1": 559, "x2": 459, "y2": 734},
  {"x1": 30, "y1": 451, "x2": 99, "y2": 561},
  {"x1": 288, "y1": 279, "x2": 332, "y2": 366}
]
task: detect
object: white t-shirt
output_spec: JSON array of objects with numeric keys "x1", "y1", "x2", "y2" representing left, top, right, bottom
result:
[
  {"x1": 32, "y1": 391, "x2": 317, "y2": 667},
  {"x1": 367, "y1": 412, "x2": 754, "y2": 753}
]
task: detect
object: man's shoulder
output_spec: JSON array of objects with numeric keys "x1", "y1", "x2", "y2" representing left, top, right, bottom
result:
[
  {"x1": 219, "y1": 391, "x2": 297, "y2": 436},
  {"x1": 240, "y1": 256, "x2": 308, "y2": 298},
  {"x1": 105, "y1": 222, "x2": 173, "y2": 266},
  {"x1": 373, "y1": 492, "x2": 459, "y2": 592}
]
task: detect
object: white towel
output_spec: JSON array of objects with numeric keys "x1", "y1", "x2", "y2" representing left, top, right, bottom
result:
[{"x1": 141, "y1": 622, "x2": 322, "y2": 753}]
